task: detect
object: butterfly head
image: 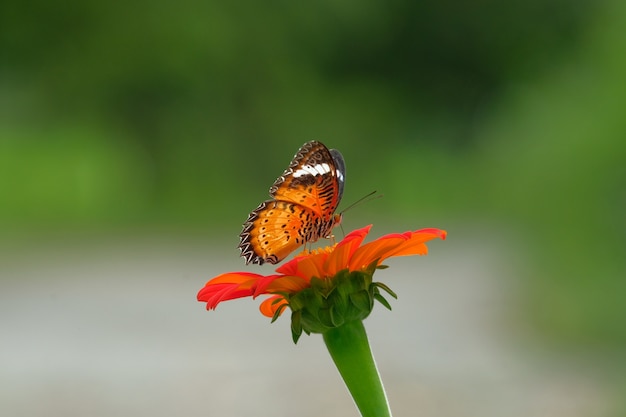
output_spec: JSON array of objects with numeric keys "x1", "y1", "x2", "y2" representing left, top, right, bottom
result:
[{"x1": 332, "y1": 212, "x2": 343, "y2": 229}]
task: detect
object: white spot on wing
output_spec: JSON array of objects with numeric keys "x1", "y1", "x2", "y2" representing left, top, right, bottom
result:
[{"x1": 293, "y1": 163, "x2": 331, "y2": 178}]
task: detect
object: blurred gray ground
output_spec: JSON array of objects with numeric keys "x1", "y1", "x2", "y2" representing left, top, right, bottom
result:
[{"x1": 0, "y1": 231, "x2": 613, "y2": 417}]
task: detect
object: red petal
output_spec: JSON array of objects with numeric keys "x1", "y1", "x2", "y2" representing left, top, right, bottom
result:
[
  {"x1": 197, "y1": 283, "x2": 253, "y2": 309},
  {"x1": 275, "y1": 256, "x2": 302, "y2": 275},
  {"x1": 340, "y1": 224, "x2": 373, "y2": 248}
]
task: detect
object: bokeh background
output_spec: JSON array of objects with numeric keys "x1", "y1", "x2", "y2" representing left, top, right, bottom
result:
[{"x1": 1, "y1": 0, "x2": 625, "y2": 416}]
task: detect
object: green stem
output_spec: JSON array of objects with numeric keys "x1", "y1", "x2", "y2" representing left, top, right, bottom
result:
[{"x1": 322, "y1": 320, "x2": 392, "y2": 417}]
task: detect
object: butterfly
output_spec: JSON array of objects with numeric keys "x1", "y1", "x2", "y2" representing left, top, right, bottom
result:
[{"x1": 239, "y1": 140, "x2": 346, "y2": 265}]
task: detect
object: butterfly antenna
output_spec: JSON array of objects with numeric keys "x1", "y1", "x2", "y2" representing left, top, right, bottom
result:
[{"x1": 340, "y1": 190, "x2": 383, "y2": 215}]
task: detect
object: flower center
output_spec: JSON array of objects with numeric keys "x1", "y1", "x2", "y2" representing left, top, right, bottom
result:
[{"x1": 297, "y1": 244, "x2": 337, "y2": 257}]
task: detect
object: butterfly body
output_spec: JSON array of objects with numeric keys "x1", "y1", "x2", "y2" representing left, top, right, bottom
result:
[{"x1": 239, "y1": 141, "x2": 345, "y2": 265}]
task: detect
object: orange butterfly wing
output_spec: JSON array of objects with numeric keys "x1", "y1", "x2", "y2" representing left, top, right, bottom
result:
[{"x1": 239, "y1": 141, "x2": 346, "y2": 265}]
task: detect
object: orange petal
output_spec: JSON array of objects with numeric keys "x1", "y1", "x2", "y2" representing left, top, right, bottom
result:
[
  {"x1": 324, "y1": 225, "x2": 372, "y2": 275},
  {"x1": 203, "y1": 271, "x2": 264, "y2": 288},
  {"x1": 348, "y1": 228, "x2": 447, "y2": 269},
  {"x1": 382, "y1": 229, "x2": 447, "y2": 258},
  {"x1": 259, "y1": 295, "x2": 288, "y2": 318},
  {"x1": 291, "y1": 252, "x2": 328, "y2": 279},
  {"x1": 255, "y1": 274, "x2": 309, "y2": 296},
  {"x1": 348, "y1": 235, "x2": 407, "y2": 270}
]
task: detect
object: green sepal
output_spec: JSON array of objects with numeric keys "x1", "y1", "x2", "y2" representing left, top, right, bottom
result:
[
  {"x1": 291, "y1": 310, "x2": 303, "y2": 344},
  {"x1": 373, "y1": 293, "x2": 393, "y2": 311},
  {"x1": 274, "y1": 263, "x2": 398, "y2": 343},
  {"x1": 373, "y1": 282, "x2": 397, "y2": 299},
  {"x1": 270, "y1": 296, "x2": 288, "y2": 323},
  {"x1": 350, "y1": 289, "x2": 373, "y2": 312},
  {"x1": 271, "y1": 304, "x2": 287, "y2": 323}
]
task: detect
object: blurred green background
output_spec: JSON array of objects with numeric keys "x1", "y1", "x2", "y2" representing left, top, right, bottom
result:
[{"x1": 1, "y1": 0, "x2": 625, "y2": 414}]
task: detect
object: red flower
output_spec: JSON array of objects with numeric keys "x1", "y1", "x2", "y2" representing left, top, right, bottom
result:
[{"x1": 198, "y1": 225, "x2": 446, "y2": 319}]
